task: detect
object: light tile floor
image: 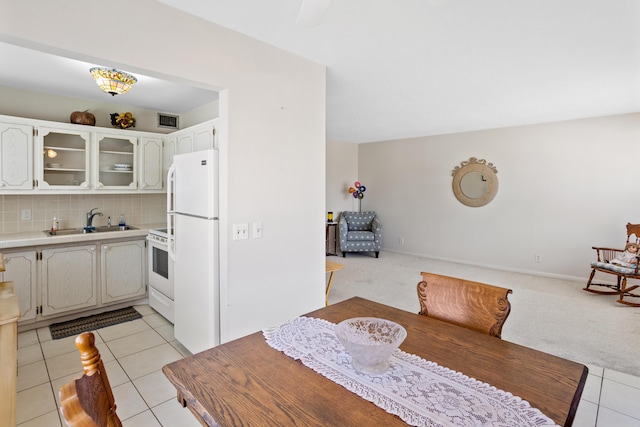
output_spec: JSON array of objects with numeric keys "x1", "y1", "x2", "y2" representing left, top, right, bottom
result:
[
  {"x1": 16, "y1": 305, "x2": 201, "y2": 427},
  {"x1": 15, "y1": 305, "x2": 640, "y2": 426}
]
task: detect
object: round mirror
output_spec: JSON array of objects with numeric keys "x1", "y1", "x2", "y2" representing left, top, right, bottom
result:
[
  {"x1": 452, "y1": 157, "x2": 498, "y2": 207},
  {"x1": 460, "y1": 171, "x2": 488, "y2": 199}
]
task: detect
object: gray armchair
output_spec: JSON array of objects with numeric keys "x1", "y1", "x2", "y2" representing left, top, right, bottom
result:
[{"x1": 338, "y1": 211, "x2": 382, "y2": 258}]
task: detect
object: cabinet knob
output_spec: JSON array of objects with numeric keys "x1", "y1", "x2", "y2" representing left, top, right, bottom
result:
[{"x1": 103, "y1": 246, "x2": 109, "y2": 250}]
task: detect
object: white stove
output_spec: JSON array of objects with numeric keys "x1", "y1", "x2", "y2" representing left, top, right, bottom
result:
[
  {"x1": 147, "y1": 227, "x2": 174, "y2": 323},
  {"x1": 148, "y1": 227, "x2": 169, "y2": 243}
]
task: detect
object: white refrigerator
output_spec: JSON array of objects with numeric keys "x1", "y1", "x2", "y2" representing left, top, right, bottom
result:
[{"x1": 167, "y1": 149, "x2": 219, "y2": 354}]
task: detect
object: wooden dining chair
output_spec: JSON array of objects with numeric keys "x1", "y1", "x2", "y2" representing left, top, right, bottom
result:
[
  {"x1": 0, "y1": 253, "x2": 20, "y2": 427},
  {"x1": 59, "y1": 332, "x2": 122, "y2": 427},
  {"x1": 417, "y1": 272, "x2": 512, "y2": 339},
  {"x1": 325, "y1": 260, "x2": 344, "y2": 306}
]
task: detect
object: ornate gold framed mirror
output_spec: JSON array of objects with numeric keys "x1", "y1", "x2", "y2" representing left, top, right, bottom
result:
[{"x1": 452, "y1": 157, "x2": 498, "y2": 207}]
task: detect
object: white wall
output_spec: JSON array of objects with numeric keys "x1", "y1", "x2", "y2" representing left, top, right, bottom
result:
[
  {"x1": 326, "y1": 139, "x2": 360, "y2": 219},
  {"x1": 180, "y1": 102, "x2": 219, "y2": 129},
  {"x1": 0, "y1": 86, "x2": 219, "y2": 133},
  {"x1": 356, "y1": 113, "x2": 640, "y2": 280},
  {"x1": 0, "y1": 0, "x2": 326, "y2": 341}
]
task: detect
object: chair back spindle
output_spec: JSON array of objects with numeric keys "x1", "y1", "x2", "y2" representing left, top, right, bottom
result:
[{"x1": 59, "y1": 332, "x2": 122, "y2": 427}]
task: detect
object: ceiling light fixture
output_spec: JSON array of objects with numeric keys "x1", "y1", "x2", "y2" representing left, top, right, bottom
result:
[{"x1": 89, "y1": 67, "x2": 137, "y2": 96}]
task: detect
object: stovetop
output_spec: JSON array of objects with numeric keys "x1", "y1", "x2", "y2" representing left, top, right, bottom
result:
[
  {"x1": 149, "y1": 228, "x2": 168, "y2": 238},
  {"x1": 148, "y1": 227, "x2": 170, "y2": 244}
]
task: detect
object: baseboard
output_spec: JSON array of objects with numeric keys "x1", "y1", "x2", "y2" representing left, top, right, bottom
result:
[{"x1": 383, "y1": 249, "x2": 590, "y2": 284}]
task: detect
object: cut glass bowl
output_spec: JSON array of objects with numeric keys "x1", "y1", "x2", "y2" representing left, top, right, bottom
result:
[{"x1": 335, "y1": 317, "x2": 407, "y2": 375}]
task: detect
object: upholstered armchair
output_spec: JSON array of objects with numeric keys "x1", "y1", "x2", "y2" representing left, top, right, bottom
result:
[{"x1": 338, "y1": 211, "x2": 382, "y2": 258}]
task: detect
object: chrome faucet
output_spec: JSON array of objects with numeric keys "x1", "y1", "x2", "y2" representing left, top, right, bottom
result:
[{"x1": 86, "y1": 208, "x2": 103, "y2": 227}]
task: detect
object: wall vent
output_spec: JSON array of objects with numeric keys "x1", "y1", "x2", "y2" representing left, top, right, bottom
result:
[{"x1": 157, "y1": 113, "x2": 179, "y2": 129}]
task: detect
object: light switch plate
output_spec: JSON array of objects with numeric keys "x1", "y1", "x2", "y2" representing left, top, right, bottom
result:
[
  {"x1": 233, "y1": 223, "x2": 249, "y2": 240},
  {"x1": 253, "y1": 222, "x2": 263, "y2": 238}
]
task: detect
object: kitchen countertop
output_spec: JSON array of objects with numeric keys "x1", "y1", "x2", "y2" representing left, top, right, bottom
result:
[{"x1": 0, "y1": 223, "x2": 165, "y2": 249}]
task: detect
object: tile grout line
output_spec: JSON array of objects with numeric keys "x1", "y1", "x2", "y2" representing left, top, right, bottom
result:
[
  {"x1": 594, "y1": 371, "x2": 603, "y2": 426},
  {"x1": 597, "y1": 369, "x2": 640, "y2": 423},
  {"x1": 97, "y1": 314, "x2": 177, "y2": 424},
  {"x1": 18, "y1": 313, "x2": 174, "y2": 426}
]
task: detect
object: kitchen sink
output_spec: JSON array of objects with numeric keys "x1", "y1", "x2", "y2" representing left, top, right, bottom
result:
[{"x1": 43, "y1": 225, "x2": 138, "y2": 236}]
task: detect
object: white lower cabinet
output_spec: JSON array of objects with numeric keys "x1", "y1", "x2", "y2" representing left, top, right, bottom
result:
[
  {"x1": 1, "y1": 251, "x2": 37, "y2": 322},
  {"x1": 101, "y1": 240, "x2": 146, "y2": 303},
  {"x1": 2, "y1": 237, "x2": 146, "y2": 325},
  {"x1": 41, "y1": 244, "x2": 98, "y2": 317}
]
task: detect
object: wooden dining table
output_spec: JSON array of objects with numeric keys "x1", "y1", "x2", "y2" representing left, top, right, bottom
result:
[{"x1": 162, "y1": 297, "x2": 587, "y2": 426}]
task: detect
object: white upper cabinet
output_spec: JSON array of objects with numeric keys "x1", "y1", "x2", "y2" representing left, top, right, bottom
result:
[
  {"x1": 193, "y1": 123, "x2": 216, "y2": 151},
  {"x1": 0, "y1": 114, "x2": 217, "y2": 194},
  {"x1": 164, "y1": 119, "x2": 217, "y2": 171},
  {"x1": 164, "y1": 135, "x2": 177, "y2": 182},
  {"x1": 36, "y1": 126, "x2": 91, "y2": 190},
  {"x1": 139, "y1": 136, "x2": 163, "y2": 190},
  {"x1": 176, "y1": 133, "x2": 193, "y2": 155},
  {"x1": 0, "y1": 123, "x2": 33, "y2": 190},
  {"x1": 94, "y1": 132, "x2": 137, "y2": 190}
]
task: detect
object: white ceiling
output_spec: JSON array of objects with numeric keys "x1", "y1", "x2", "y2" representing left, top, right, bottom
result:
[
  {"x1": 158, "y1": 0, "x2": 640, "y2": 143},
  {"x1": 2, "y1": 1, "x2": 639, "y2": 143},
  {"x1": 0, "y1": 41, "x2": 218, "y2": 115}
]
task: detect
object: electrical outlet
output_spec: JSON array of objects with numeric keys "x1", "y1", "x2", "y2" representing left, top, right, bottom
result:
[
  {"x1": 252, "y1": 222, "x2": 263, "y2": 238},
  {"x1": 535, "y1": 254, "x2": 542, "y2": 263},
  {"x1": 21, "y1": 209, "x2": 31, "y2": 220},
  {"x1": 233, "y1": 223, "x2": 249, "y2": 240},
  {"x1": 399, "y1": 237, "x2": 405, "y2": 244}
]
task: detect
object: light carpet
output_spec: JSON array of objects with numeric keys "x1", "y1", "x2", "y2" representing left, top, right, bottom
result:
[{"x1": 327, "y1": 251, "x2": 640, "y2": 377}]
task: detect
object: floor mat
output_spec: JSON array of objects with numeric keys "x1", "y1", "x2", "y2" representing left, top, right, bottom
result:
[{"x1": 49, "y1": 306, "x2": 142, "y2": 340}]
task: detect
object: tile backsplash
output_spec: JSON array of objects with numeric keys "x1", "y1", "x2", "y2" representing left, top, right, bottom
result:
[{"x1": 0, "y1": 193, "x2": 166, "y2": 234}]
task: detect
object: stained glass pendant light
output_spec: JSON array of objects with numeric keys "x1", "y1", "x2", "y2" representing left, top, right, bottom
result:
[{"x1": 89, "y1": 67, "x2": 137, "y2": 96}]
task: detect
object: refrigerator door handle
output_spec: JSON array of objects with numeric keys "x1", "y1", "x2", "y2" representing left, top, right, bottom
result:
[
  {"x1": 168, "y1": 213, "x2": 176, "y2": 261},
  {"x1": 167, "y1": 163, "x2": 176, "y2": 214},
  {"x1": 167, "y1": 163, "x2": 176, "y2": 261}
]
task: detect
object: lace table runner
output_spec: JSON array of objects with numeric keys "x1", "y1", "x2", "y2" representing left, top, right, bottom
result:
[{"x1": 263, "y1": 316, "x2": 559, "y2": 427}]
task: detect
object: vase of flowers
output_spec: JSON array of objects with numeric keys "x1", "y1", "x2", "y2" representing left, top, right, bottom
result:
[{"x1": 348, "y1": 181, "x2": 367, "y2": 212}]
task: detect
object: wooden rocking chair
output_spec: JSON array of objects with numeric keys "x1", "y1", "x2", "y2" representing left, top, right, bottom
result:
[
  {"x1": 59, "y1": 332, "x2": 122, "y2": 427},
  {"x1": 583, "y1": 223, "x2": 640, "y2": 306}
]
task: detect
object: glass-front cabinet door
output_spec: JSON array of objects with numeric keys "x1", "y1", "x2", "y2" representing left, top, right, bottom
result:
[
  {"x1": 36, "y1": 126, "x2": 91, "y2": 189},
  {"x1": 95, "y1": 132, "x2": 137, "y2": 190}
]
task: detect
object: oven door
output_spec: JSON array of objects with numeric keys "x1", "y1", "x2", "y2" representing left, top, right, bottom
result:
[
  {"x1": 148, "y1": 239, "x2": 173, "y2": 299},
  {"x1": 147, "y1": 237, "x2": 174, "y2": 323}
]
